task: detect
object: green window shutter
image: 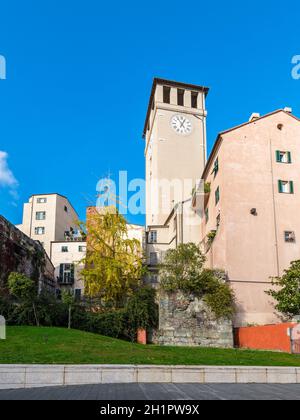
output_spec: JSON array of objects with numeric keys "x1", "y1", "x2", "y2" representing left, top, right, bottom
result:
[
  {"x1": 278, "y1": 180, "x2": 283, "y2": 193},
  {"x1": 287, "y1": 152, "x2": 292, "y2": 163},
  {"x1": 70, "y1": 264, "x2": 75, "y2": 282},
  {"x1": 290, "y1": 181, "x2": 294, "y2": 194},
  {"x1": 276, "y1": 151, "x2": 281, "y2": 162},
  {"x1": 205, "y1": 208, "x2": 209, "y2": 223},
  {"x1": 215, "y1": 187, "x2": 220, "y2": 205}
]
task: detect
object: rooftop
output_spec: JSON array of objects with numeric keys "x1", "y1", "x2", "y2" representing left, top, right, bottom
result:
[{"x1": 143, "y1": 78, "x2": 209, "y2": 138}]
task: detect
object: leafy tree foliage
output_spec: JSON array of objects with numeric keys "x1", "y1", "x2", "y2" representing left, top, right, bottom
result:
[
  {"x1": 159, "y1": 243, "x2": 235, "y2": 319},
  {"x1": 80, "y1": 207, "x2": 145, "y2": 308},
  {"x1": 8, "y1": 272, "x2": 40, "y2": 326},
  {"x1": 124, "y1": 287, "x2": 159, "y2": 341},
  {"x1": 267, "y1": 260, "x2": 300, "y2": 318}
]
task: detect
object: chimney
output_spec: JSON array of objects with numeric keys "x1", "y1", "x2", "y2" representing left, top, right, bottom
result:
[
  {"x1": 249, "y1": 113, "x2": 260, "y2": 122},
  {"x1": 284, "y1": 107, "x2": 293, "y2": 114}
]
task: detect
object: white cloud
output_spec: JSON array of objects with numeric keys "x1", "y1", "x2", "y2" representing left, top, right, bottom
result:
[{"x1": 0, "y1": 151, "x2": 18, "y2": 187}]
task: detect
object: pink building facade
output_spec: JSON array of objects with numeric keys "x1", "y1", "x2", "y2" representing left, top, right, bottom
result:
[{"x1": 202, "y1": 110, "x2": 300, "y2": 326}]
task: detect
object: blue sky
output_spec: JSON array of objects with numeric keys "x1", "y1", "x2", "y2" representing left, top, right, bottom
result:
[{"x1": 1, "y1": 0, "x2": 300, "y2": 226}]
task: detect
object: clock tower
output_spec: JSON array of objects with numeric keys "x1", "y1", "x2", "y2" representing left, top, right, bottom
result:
[{"x1": 143, "y1": 78, "x2": 209, "y2": 227}]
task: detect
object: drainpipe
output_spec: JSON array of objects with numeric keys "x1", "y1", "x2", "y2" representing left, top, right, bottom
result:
[{"x1": 201, "y1": 93, "x2": 207, "y2": 167}]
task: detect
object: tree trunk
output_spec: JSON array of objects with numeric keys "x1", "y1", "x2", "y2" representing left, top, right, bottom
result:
[{"x1": 33, "y1": 302, "x2": 39, "y2": 327}]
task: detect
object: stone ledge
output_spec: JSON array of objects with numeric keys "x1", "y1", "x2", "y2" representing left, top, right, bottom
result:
[{"x1": 0, "y1": 365, "x2": 299, "y2": 389}]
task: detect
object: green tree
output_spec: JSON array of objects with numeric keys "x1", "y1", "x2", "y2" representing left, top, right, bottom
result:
[
  {"x1": 267, "y1": 260, "x2": 300, "y2": 318},
  {"x1": 79, "y1": 207, "x2": 145, "y2": 308},
  {"x1": 159, "y1": 243, "x2": 235, "y2": 319},
  {"x1": 125, "y1": 287, "x2": 158, "y2": 342},
  {"x1": 62, "y1": 290, "x2": 75, "y2": 329},
  {"x1": 8, "y1": 272, "x2": 39, "y2": 326}
]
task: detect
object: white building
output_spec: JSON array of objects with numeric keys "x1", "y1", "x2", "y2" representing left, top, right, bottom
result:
[
  {"x1": 126, "y1": 223, "x2": 145, "y2": 247},
  {"x1": 17, "y1": 193, "x2": 79, "y2": 258},
  {"x1": 50, "y1": 240, "x2": 86, "y2": 298}
]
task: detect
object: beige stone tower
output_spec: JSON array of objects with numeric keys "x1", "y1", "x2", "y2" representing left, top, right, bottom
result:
[{"x1": 143, "y1": 78, "x2": 209, "y2": 228}]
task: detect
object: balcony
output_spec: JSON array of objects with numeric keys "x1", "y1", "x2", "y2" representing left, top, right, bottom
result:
[
  {"x1": 57, "y1": 276, "x2": 74, "y2": 286},
  {"x1": 191, "y1": 182, "x2": 211, "y2": 210}
]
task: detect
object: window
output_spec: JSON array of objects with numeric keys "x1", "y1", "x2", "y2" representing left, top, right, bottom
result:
[
  {"x1": 278, "y1": 180, "x2": 294, "y2": 194},
  {"x1": 78, "y1": 246, "x2": 86, "y2": 252},
  {"x1": 285, "y1": 231, "x2": 296, "y2": 243},
  {"x1": 276, "y1": 151, "x2": 292, "y2": 164},
  {"x1": 150, "y1": 252, "x2": 158, "y2": 266},
  {"x1": 205, "y1": 208, "x2": 209, "y2": 224},
  {"x1": 59, "y1": 263, "x2": 75, "y2": 284},
  {"x1": 64, "y1": 206, "x2": 68, "y2": 212},
  {"x1": 177, "y1": 89, "x2": 184, "y2": 106},
  {"x1": 212, "y1": 157, "x2": 219, "y2": 177},
  {"x1": 215, "y1": 187, "x2": 220, "y2": 205},
  {"x1": 163, "y1": 86, "x2": 171, "y2": 104},
  {"x1": 37, "y1": 197, "x2": 47, "y2": 204},
  {"x1": 75, "y1": 289, "x2": 82, "y2": 301},
  {"x1": 149, "y1": 230, "x2": 157, "y2": 243},
  {"x1": 191, "y1": 92, "x2": 198, "y2": 109},
  {"x1": 36, "y1": 211, "x2": 46, "y2": 221},
  {"x1": 216, "y1": 214, "x2": 221, "y2": 229},
  {"x1": 150, "y1": 274, "x2": 158, "y2": 284},
  {"x1": 61, "y1": 246, "x2": 68, "y2": 253},
  {"x1": 34, "y1": 227, "x2": 45, "y2": 235}
]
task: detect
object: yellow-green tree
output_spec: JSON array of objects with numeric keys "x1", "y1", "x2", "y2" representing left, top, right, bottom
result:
[{"x1": 80, "y1": 207, "x2": 144, "y2": 308}]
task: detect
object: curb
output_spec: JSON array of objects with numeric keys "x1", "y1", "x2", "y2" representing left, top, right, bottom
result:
[{"x1": 0, "y1": 365, "x2": 300, "y2": 389}]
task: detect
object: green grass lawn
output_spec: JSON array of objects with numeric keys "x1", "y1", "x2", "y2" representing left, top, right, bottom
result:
[{"x1": 1, "y1": 326, "x2": 300, "y2": 366}]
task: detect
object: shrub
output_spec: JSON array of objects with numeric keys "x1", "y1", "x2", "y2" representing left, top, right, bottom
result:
[
  {"x1": 124, "y1": 287, "x2": 159, "y2": 341},
  {"x1": 72, "y1": 309, "x2": 126, "y2": 339},
  {"x1": 266, "y1": 260, "x2": 300, "y2": 319},
  {"x1": 159, "y1": 243, "x2": 235, "y2": 319}
]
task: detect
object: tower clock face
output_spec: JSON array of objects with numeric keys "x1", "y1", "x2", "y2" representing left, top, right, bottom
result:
[{"x1": 171, "y1": 115, "x2": 193, "y2": 135}]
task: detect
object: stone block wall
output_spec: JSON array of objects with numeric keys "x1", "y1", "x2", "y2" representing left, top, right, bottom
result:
[
  {"x1": 0, "y1": 215, "x2": 55, "y2": 293},
  {"x1": 155, "y1": 291, "x2": 234, "y2": 348}
]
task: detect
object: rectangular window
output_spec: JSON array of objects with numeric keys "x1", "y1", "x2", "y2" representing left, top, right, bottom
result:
[
  {"x1": 59, "y1": 263, "x2": 75, "y2": 284},
  {"x1": 37, "y1": 197, "x2": 47, "y2": 204},
  {"x1": 150, "y1": 252, "x2": 158, "y2": 266},
  {"x1": 177, "y1": 89, "x2": 184, "y2": 106},
  {"x1": 278, "y1": 180, "x2": 294, "y2": 194},
  {"x1": 285, "y1": 231, "x2": 296, "y2": 243},
  {"x1": 163, "y1": 86, "x2": 171, "y2": 104},
  {"x1": 191, "y1": 92, "x2": 198, "y2": 108},
  {"x1": 61, "y1": 246, "x2": 68, "y2": 253},
  {"x1": 150, "y1": 274, "x2": 158, "y2": 284},
  {"x1": 216, "y1": 214, "x2": 221, "y2": 229},
  {"x1": 36, "y1": 211, "x2": 46, "y2": 221},
  {"x1": 213, "y1": 158, "x2": 219, "y2": 177},
  {"x1": 78, "y1": 246, "x2": 86, "y2": 252},
  {"x1": 276, "y1": 151, "x2": 292, "y2": 164},
  {"x1": 75, "y1": 289, "x2": 82, "y2": 301},
  {"x1": 34, "y1": 227, "x2": 45, "y2": 235},
  {"x1": 149, "y1": 230, "x2": 157, "y2": 243},
  {"x1": 215, "y1": 187, "x2": 220, "y2": 205}
]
